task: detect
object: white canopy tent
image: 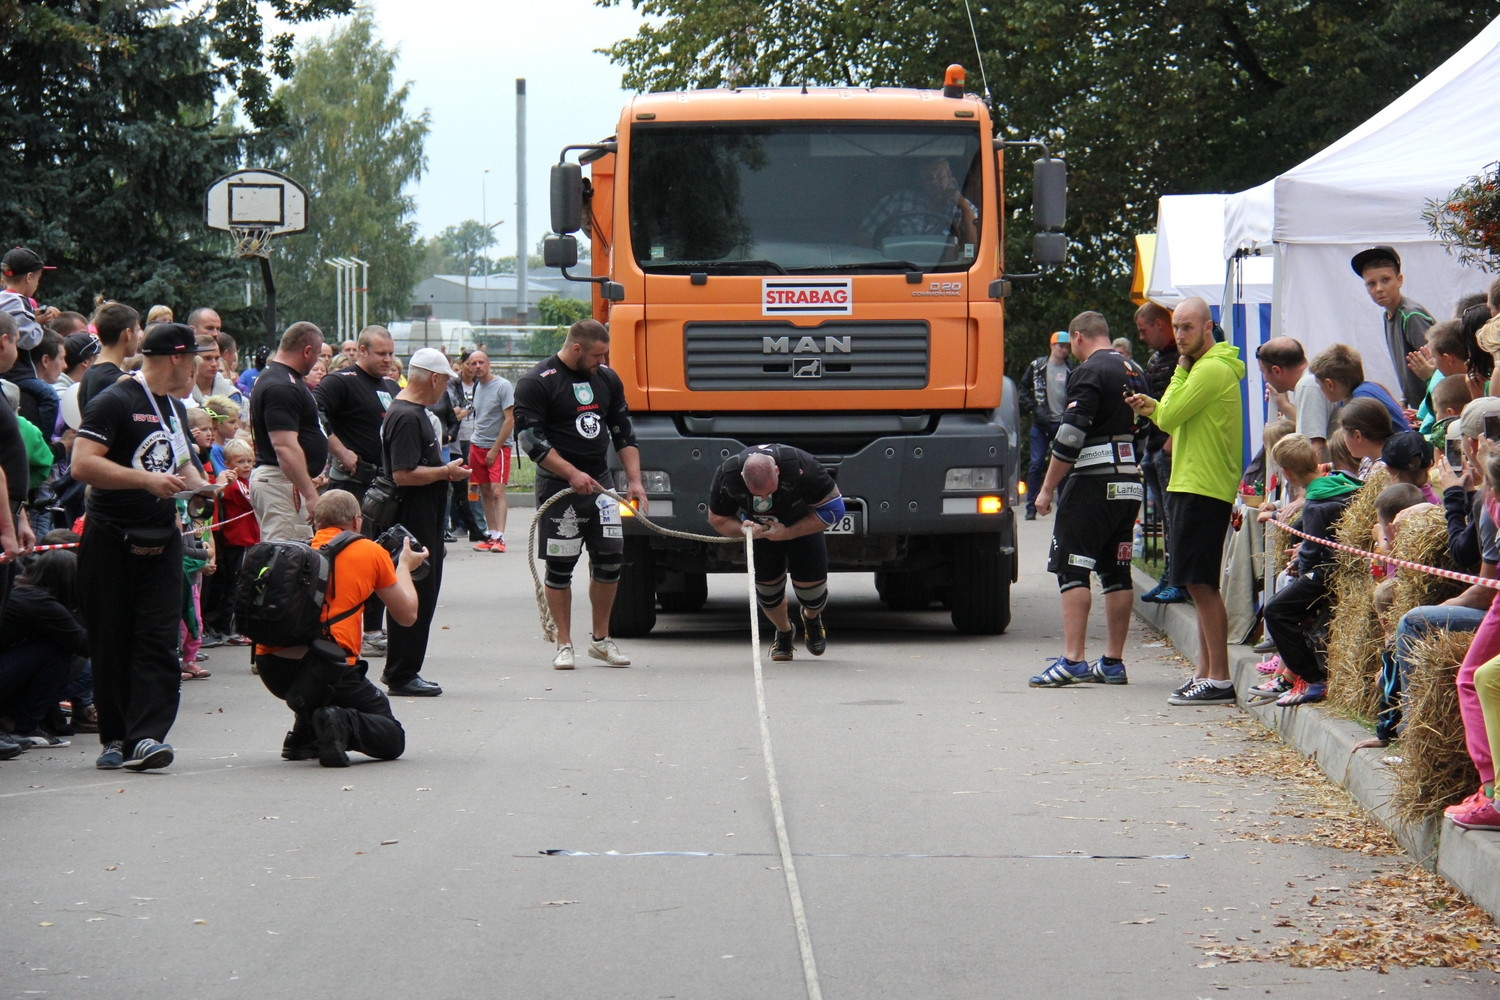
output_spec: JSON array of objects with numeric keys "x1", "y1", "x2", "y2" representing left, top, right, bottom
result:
[
  {"x1": 1222, "y1": 16, "x2": 1500, "y2": 399},
  {"x1": 1146, "y1": 193, "x2": 1274, "y2": 461}
]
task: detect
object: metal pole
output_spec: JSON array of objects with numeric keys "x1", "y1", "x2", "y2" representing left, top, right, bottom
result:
[
  {"x1": 516, "y1": 78, "x2": 528, "y2": 324},
  {"x1": 326, "y1": 259, "x2": 342, "y2": 346},
  {"x1": 350, "y1": 258, "x2": 369, "y2": 333},
  {"x1": 482, "y1": 167, "x2": 490, "y2": 326}
]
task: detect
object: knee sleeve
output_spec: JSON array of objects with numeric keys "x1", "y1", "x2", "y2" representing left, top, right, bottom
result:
[
  {"x1": 545, "y1": 557, "x2": 579, "y2": 590},
  {"x1": 1099, "y1": 567, "x2": 1134, "y2": 594},
  {"x1": 756, "y1": 575, "x2": 786, "y2": 609},
  {"x1": 1056, "y1": 568, "x2": 1091, "y2": 593},
  {"x1": 590, "y1": 558, "x2": 622, "y2": 584},
  {"x1": 792, "y1": 580, "x2": 828, "y2": 613}
]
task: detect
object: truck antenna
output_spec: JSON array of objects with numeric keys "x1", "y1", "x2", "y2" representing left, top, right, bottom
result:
[{"x1": 960, "y1": 0, "x2": 993, "y2": 106}]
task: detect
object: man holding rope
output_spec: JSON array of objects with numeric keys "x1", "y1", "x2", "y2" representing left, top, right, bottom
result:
[
  {"x1": 514, "y1": 319, "x2": 647, "y2": 671},
  {"x1": 708, "y1": 445, "x2": 843, "y2": 661}
]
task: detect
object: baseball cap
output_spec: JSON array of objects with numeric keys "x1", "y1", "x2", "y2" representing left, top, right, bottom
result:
[
  {"x1": 1050, "y1": 330, "x2": 1070, "y2": 345},
  {"x1": 139, "y1": 323, "x2": 211, "y2": 356},
  {"x1": 408, "y1": 347, "x2": 455, "y2": 376},
  {"x1": 1380, "y1": 430, "x2": 1433, "y2": 472},
  {"x1": 1350, "y1": 245, "x2": 1401, "y2": 276},
  {"x1": 2, "y1": 247, "x2": 55, "y2": 276},
  {"x1": 63, "y1": 332, "x2": 102, "y2": 368}
]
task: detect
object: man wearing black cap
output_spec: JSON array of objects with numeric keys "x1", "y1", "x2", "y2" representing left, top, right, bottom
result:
[
  {"x1": 71, "y1": 323, "x2": 217, "y2": 771},
  {"x1": 1352, "y1": 246, "x2": 1434, "y2": 410}
]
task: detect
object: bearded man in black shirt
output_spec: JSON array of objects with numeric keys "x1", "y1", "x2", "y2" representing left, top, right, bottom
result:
[
  {"x1": 249, "y1": 322, "x2": 328, "y2": 541},
  {"x1": 72, "y1": 323, "x2": 216, "y2": 771}
]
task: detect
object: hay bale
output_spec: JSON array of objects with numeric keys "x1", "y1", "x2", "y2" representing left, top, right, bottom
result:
[
  {"x1": 1324, "y1": 470, "x2": 1388, "y2": 719},
  {"x1": 1390, "y1": 629, "x2": 1480, "y2": 825},
  {"x1": 1389, "y1": 504, "x2": 1466, "y2": 617}
]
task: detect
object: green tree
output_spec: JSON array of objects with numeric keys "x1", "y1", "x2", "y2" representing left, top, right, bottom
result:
[
  {"x1": 597, "y1": 0, "x2": 1500, "y2": 378},
  {"x1": 269, "y1": 10, "x2": 429, "y2": 338},
  {"x1": 527, "y1": 294, "x2": 593, "y2": 354},
  {"x1": 421, "y1": 220, "x2": 499, "y2": 275}
]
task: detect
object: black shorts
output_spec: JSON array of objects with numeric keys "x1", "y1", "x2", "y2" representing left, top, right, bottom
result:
[
  {"x1": 753, "y1": 532, "x2": 829, "y2": 584},
  {"x1": 535, "y1": 473, "x2": 625, "y2": 562},
  {"x1": 1165, "y1": 491, "x2": 1233, "y2": 587},
  {"x1": 1046, "y1": 474, "x2": 1142, "y2": 580}
]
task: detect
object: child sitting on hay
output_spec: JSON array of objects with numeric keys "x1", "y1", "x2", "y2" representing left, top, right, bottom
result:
[
  {"x1": 1450, "y1": 449, "x2": 1500, "y2": 831},
  {"x1": 1260, "y1": 433, "x2": 1363, "y2": 707}
]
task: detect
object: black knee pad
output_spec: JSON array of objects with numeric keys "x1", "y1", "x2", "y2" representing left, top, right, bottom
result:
[
  {"x1": 545, "y1": 557, "x2": 579, "y2": 590},
  {"x1": 1099, "y1": 568, "x2": 1134, "y2": 594},
  {"x1": 1056, "y1": 569, "x2": 1091, "y2": 593},
  {"x1": 591, "y1": 559, "x2": 622, "y2": 584},
  {"x1": 793, "y1": 580, "x2": 828, "y2": 613},
  {"x1": 756, "y1": 575, "x2": 786, "y2": 609}
]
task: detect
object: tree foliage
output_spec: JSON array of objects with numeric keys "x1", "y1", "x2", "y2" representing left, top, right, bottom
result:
[
  {"x1": 597, "y1": 0, "x2": 1500, "y2": 375},
  {"x1": 268, "y1": 10, "x2": 429, "y2": 340},
  {"x1": 528, "y1": 295, "x2": 593, "y2": 355}
]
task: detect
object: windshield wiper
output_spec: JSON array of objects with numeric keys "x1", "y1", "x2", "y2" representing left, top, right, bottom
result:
[
  {"x1": 641, "y1": 258, "x2": 789, "y2": 275},
  {"x1": 785, "y1": 260, "x2": 921, "y2": 273}
]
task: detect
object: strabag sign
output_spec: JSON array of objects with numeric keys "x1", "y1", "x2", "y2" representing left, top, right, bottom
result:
[{"x1": 762, "y1": 279, "x2": 852, "y2": 316}]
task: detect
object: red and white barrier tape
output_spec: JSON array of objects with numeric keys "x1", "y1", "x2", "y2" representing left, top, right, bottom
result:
[
  {"x1": 1266, "y1": 517, "x2": 1499, "y2": 590},
  {"x1": 25, "y1": 509, "x2": 258, "y2": 554}
]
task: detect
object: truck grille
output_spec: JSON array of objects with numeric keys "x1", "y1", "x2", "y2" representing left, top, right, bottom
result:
[{"x1": 684, "y1": 321, "x2": 929, "y2": 391}]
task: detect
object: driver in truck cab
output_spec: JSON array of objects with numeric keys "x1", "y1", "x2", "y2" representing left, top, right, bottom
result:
[{"x1": 860, "y1": 156, "x2": 979, "y2": 252}]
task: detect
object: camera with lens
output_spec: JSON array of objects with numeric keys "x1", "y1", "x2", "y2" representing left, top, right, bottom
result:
[{"x1": 375, "y1": 524, "x2": 429, "y2": 581}]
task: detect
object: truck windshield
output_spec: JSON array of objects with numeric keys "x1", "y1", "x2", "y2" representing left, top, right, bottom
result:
[{"x1": 629, "y1": 123, "x2": 983, "y2": 274}]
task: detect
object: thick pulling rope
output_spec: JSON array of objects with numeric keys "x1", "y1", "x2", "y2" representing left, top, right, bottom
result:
[
  {"x1": 1267, "y1": 516, "x2": 1500, "y2": 589},
  {"x1": 527, "y1": 488, "x2": 824, "y2": 999}
]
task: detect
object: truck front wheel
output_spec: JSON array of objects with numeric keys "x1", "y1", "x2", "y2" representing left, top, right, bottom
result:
[
  {"x1": 610, "y1": 536, "x2": 658, "y2": 637},
  {"x1": 949, "y1": 535, "x2": 1012, "y2": 635}
]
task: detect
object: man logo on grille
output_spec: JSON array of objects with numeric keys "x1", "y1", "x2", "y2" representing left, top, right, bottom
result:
[{"x1": 793, "y1": 358, "x2": 823, "y2": 379}]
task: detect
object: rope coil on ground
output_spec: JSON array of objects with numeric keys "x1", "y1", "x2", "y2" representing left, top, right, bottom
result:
[{"x1": 1266, "y1": 516, "x2": 1500, "y2": 589}]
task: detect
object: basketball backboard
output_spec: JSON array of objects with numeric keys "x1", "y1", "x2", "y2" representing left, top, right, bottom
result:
[{"x1": 205, "y1": 168, "x2": 309, "y2": 257}]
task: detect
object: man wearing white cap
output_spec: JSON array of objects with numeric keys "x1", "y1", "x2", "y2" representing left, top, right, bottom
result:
[{"x1": 377, "y1": 347, "x2": 470, "y2": 697}]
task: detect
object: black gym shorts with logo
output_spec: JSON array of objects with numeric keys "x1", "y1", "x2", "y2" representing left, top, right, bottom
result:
[{"x1": 1046, "y1": 474, "x2": 1142, "y2": 587}]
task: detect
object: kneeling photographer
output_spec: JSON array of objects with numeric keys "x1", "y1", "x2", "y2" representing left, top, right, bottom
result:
[{"x1": 255, "y1": 491, "x2": 427, "y2": 767}]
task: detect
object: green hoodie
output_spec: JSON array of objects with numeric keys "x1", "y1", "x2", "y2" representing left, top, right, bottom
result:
[{"x1": 1150, "y1": 340, "x2": 1246, "y2": 502}]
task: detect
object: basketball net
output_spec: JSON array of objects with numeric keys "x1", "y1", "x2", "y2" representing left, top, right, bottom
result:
[{"x1": 230, "y1": 225, "x2": 276, "y2": 259}]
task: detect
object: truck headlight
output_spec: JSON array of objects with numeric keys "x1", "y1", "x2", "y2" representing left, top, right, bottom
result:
[
  {"x1": 944, "y1": 467, "x2": 1000, "y2": 490},
  {"x1": 639, "y1": 471, "x2": 672, "y2": 492}
]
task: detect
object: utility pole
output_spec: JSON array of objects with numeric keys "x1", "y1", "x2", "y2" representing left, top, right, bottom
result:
[{"x1": 516, "y1": 78, "x2": 528, "y2": 324}]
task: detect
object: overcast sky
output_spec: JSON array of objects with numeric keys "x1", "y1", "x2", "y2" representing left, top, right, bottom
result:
[{"x1": 285, "y1": 0, "x2": 646, "y2": 256}]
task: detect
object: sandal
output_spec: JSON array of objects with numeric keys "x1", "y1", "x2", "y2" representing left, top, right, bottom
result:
[
  {"x1": 181, "y1": 662, "x2": 212, "y2": 679},
  {"x1": 1255, "y1": 654, "x2": 1283, "y2": 675}
]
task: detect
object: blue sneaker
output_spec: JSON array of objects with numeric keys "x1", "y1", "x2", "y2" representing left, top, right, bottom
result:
[
  {"x1": 122, "y1": 738, "x2": 174, "y2": 771},
  {"x1": 96, "y1": 740, "x2": 125, "y2": 770},
  {"x1": 1140, "y1": 581, "x2": 1165, "y2": 602},
  {"x1": 1029, "y1": 656, "x2": 1091, "y2": 688},
  {"x1": 1085, "y1": 657, "x2": 1129, "y2": 685},
  {"x1": 1151, "y1": 585, "x2": 1188, "y2": 604}
]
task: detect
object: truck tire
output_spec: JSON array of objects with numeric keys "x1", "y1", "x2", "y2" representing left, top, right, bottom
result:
[
  {"x1": 949, "y1": 537, "x2": 1012, "y2": 634},
  {"x1": 657, "y1": 571, "x2": 709, "y2": 613},
  {"x1": 610, "y1": 537, "x2": 657, "y2": 637},
  {"x1": 878, "y1": 571, "x2": 933, "y2": 611}
]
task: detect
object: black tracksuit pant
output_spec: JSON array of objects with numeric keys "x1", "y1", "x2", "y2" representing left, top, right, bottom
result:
[{"x1": 258, "y1": 654, "x2": 405, "y2": 760}]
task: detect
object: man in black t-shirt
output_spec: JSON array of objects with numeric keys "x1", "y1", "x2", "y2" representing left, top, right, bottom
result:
[
  {"x1": 708, "y1": 444, "x2": 842, "y2": 661},
  {"x1": 77, "y1": 302, "x2": 141, "y2": 414},
  {"x1": 378, "y1": 348, "x2": 470, "y2": 697},
  {"x1": 514, "y1": 320, "x2": 647, "y2": 671},
  {"x1": 72, "y1": 323, "x2": 216, "y2": 772},
  {"x1": 249, "y1": 322, "x2": 328, "y2": 541}
]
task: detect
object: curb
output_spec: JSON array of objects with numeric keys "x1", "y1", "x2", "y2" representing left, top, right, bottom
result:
[{"x1": 1132, "y1": 568, "x2": 1500, "y2": 922}]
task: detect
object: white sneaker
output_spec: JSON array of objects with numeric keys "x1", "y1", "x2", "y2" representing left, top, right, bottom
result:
[
  {"x1": 588, "y1": 636, "x2": 630, "y2": 667},
  {"x1": 552, "y1": 644, "x2": 575, "y2": 670}
]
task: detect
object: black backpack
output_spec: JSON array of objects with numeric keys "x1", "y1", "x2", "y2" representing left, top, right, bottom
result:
[{"x1": 235, "y1": 531, "x2": 362, "y2": 650}]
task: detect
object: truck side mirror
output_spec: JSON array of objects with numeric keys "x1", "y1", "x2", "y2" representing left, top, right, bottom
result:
[
  {"x1": 1032, "y1": 231, "x2": 1067, "y2": 267},
  {"x1": 550, "y1": 162, "x2": 583, "y2": 235},
  {"x1": 543, "y1": 234, "x2": 579, "y2": 269},
  {"x1": 1032, "y1": 158, "x2": 1067, "y2": 233}
]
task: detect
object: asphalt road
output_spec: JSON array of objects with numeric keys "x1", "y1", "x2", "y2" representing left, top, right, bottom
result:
[{"x1": 3, "y1": 514, "x2": 1494, "y2": 999}]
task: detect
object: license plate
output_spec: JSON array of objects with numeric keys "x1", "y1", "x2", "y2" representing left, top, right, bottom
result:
[{"x1": 826, "y1": 502, "x2": 863, "y2": 535}]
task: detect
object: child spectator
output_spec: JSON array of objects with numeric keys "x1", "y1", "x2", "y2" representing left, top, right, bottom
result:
[
  {"x1": 1333, "y1": 397, "x2": 1396, "y2": 476},
  {"x1": 1380, "y1": 431, "x2": 1440, "y2": 505},
  {"x1": 201, "y1": 438, "x2": 259, "y2": 648},
  {"x1": 0, "y1": 550, "x2": 90, "y2": 747},
  {"x1": 1327, "y1": 427, "x2": 1361, "y2": 477},
  {"x1": 1450, "y1": 449, "x2": 1500, "y2": 830},
  {"x1": 1260, "y1": 433, "x2": 1363, "y2": 707},
  {"x1": 1427, "y1": 374, "x2": 1471, "y2": 453},
  {"x1": 203, "y1": 394, "x2": 240, "y2": 473},
  {"x1": 1309, "y1": 343, "x2": 1412, "y2": 431},
  {"x1": 179, "y1": 491, "x2": 216, "y2": 680},
  {"x1": 185, "y1": 406, "x2": 216, "y2": 476}
]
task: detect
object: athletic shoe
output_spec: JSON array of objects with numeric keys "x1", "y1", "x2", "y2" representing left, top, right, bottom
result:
[
  {"x1": 1171, "y1": 675, "x2": 1200, "y2": 696},
  {"x1": 361, "y1": 632, "x2": 387, "y2": 658},
  {"x1": 200, "y1": 630, "x2": 226, "y2": 648},
  {"x1": 1140, "y1": 582, "x2": 1165, "y2": 602},
  {"x1": 473, "y1": 540, "x2": 495, "y2": 552},
  {"x1": 552, "y1": 644, "x2": 575, "y2": 670},
  {"x1": 16, "y1": 733, "x2": 70, "y2": 748},
  {"x1": 281, "y1": 732, "x2": 317, "y2": 761},
  {"x1": 1029, "y1": 656, "x2": 1092, "y2": 688},
  {"x1": 1151, "y1": 585, "x2": 1188, "y2": 604},
  {"x1": 1276, "y1": 680, "x2": 1326, "y2": 707},
  {"x1": 1168, "y1": 679, "x2": 1236, "y2": 705},
  {"x1": 1446, "y1": 788, "x2": 1491, "y2": 817},
  {"x1": 1253, "y1": 636, "x2": 1278, "y2": 654},
  {"x1": 122, "y1": 738, "x2": 174, "y2": 771},
  {"x1": 1084, "y1": 657, "x2": 1128, "y2": 684},
  {"x1": 802, "y1": 611, "x2": 827, "y2": 656},
  {"x1": 443, "y1": 531, "x2": 459, "y2": 543},
  {"x1": 1024, "y1": 508, "x2": 1037, "y2": 521},
  {"x1": 96, "y1": 740, "x2": 125, "y2": 769},
  {"x1": 770, "y1": 629, "x2": 795, "y2": 661},
  {"x1": 1449, "y1": 796, "x2": 1500, "y2": 831},
  {"x1": 588, "y1": 636, "x2": 630, "y2": 667},
  {"x1": 225, "y1": 634, "x2": 253, "y2": 646},
  {"x1": 492, "y1": 539, "x2": 506, "y2": 553},
  {"x1": 313, "y1": 706, "x2": 351, "y2": 768},
  {"x1": 1247, "y1": 676, "x2": 1293, "y2": 704}
]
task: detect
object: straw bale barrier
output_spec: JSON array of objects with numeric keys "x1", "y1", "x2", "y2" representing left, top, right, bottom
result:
[
  {"x1": 1325, "y1": 469, "x2": 1388, "y2": 719},
  {"x1": 1391, "y1": 629, "x2": 1480, "y2": 824}
]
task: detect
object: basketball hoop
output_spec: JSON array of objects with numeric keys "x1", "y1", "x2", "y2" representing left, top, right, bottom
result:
[
  {"x1": 205, "y1": 168, "x2": 309, "y2": 256},
  {"x1": 230, "y1": 225, "x2": 276, "y2": 259}
]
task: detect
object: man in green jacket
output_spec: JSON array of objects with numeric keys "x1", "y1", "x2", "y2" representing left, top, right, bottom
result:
[{"x1": 1128, "y1": 297, "x2": 1246, "y2": 706}]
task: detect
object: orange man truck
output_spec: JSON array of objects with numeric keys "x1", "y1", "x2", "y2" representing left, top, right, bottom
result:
[{"x1": 545, "y1": 67, "x2": 1065, "y2": 637}]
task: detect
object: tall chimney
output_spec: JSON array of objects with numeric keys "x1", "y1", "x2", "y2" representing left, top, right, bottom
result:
[{"x1": 515, "y1": 78, "x2": 528, "y2": 325}]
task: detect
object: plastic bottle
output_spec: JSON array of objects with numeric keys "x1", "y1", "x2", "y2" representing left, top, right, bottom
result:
[
  {"x1": 1132, "y1": 520, "x2": 1145, "y2": 560},
  {"x1": 467, "y1": 480, "x2": 480, "y2": 503}
]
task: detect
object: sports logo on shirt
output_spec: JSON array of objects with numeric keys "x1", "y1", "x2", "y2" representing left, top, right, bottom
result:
[
  {"x1": 576, "y1": 412, "x2": 602, "y2": 439},
  {"x1": 573, "y1": 383, "x2": 595, "y2": 405},
  {"x1": 133, "y1": 431, "x2": 174, "y2": 475},
  {"x1": 752, "y1": 496, "x2": 772, "y2": 513}
]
